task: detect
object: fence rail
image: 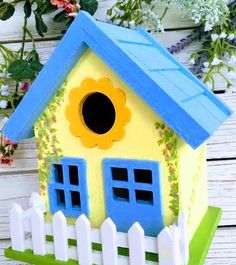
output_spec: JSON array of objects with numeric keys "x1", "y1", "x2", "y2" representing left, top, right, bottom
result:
[{"x1": 9, "y1": 193, "x2": 189, "y2": 265}]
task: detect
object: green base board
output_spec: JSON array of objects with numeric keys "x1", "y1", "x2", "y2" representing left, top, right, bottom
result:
[
  {"x1": 188, "y1": 206, "x2": 222, "y2": 265},
  {"x1": 5, "y1": 206, "x2": 221, "y2": 265}
]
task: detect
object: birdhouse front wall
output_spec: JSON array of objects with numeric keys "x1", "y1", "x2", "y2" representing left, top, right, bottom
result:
[{"x1": 34, "y1": 48, "x2": 194, "y2": 236}]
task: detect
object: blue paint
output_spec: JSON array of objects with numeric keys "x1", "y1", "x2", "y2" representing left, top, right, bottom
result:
[
  {"x1": 103, "y1": 158, "x2": 164, "y2": 236},
  {"x1": 3, "y1": 11, "x2": 232, "y2": 149},
  {"x1": 48, "y1": 157, "x2": 89, "y2": 218}
]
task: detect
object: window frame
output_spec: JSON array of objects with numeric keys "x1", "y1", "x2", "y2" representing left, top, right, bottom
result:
[
  {"x1": 48, "y1": 157, "x2": 89, "y2": 218},
  {"x1": 103, "y1": 158, "x2": 160, "y2": 206}
]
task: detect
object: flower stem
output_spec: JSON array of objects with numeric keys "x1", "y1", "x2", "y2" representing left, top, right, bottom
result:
[
  {"x1": 160, "y1": 7, "x2": 168, "y2": 21},
  {"x1": 15, "y1": 15, "x2": 28, "y2": 93}
]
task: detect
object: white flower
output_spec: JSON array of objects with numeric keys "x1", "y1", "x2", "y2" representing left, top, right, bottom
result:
[
  {"x1": 204, "y1": 24, "x2": 213, "y2": 32},
  {"x1": 129, "y1": 20, "x2": 136, "y2": 29},
  {"x1": 67, "y1": 12, "x2": 77, "y2": 18},
  {"x1": 0, "y1": 85, "x2": 9, "y2": 96},
  {"x1": 219, "y1": 32, "x2": 227, "y2": 39},
  {"x1": 227, "y1": 71, "x2": 236, "y2": 79},
  {"x1": 123, "y1": 21, "x2": 129, "y2": 28},
  {"x1": 1, "y1": 90, "x2": 9, "y2": 96},
  {"x1": 106, "y1": 15, "x2": 111, "y2": 22},
  {"x1": 113, "y1": 19, "x2": 121, "y2": 25},
  {"x1": 202, "y1": 68, "x2": 209, "y2": 73},
  {"x1": 203, "y1": 62, "x2": 210, "y2": 68},
  {"x1": 189, "y1": 58, "x2": 195, "y2": 65},
  {"x1": 18, "y1": 82, "x2": 24, "y2": 89},
  {"x1": 0, "y1": 100, "x2": 8, "y2": 109},
  {"x1": 211, "y1": 34, "x2": 219, "y2": 42},
  {"x1": 0, "y1": 72, "x2": 9, "y2": 78},
  {"x1": 227, "y1": 33, "x2": 235, "y2": 41},
  {"x1": 0, "y1": 85, "x2": 9, "y2": 92},
  {"x1": 211, "y1": 57, "x2": 221, "y2": 66}
]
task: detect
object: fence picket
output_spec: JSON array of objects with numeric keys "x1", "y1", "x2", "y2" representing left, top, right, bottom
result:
[
  {"x1": 101, "y1": 218, "x2": 118, "y2": 265},
  {"x1": 76, "y1": 214, "x2": 92, "y2": 265},
  {"x1": 128, "y1": 222, "x2": 145, "y2": 265},
  {"x1": 178, "y1": 212, "x2": 189, "y2": 264},
  {"x1": 158, "y1": 225, "x2": 180, "y2": 265},
  {"x1": 31, "y1": 208, "x2": 46, "y2": 255},
  {"x1": 9, "y1": 203, "x2": 25, "y2": 251},
  {"x1": 52, "y1": 211, "x2": 69, "y2": 261},
  {"x1": 8, "y1": 198, "x2": 189, "y2": 265},
  {"x1": 29, "y1": 192, "x2": 46, "y2": 213}
]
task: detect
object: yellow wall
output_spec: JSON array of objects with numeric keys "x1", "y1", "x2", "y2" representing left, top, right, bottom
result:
[
  {"x1": 34, "y1": 49, "x2": 208, "y2": 239},
  {"x1": 35, "y1": 49, "x2": 175, "y2": 227},
  {"x1": 178, "y1": 139, "x2": 208, "y2": 240}
]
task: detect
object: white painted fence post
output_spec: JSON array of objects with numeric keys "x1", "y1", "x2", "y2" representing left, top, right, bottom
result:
[
  {"x1": 101, "y1": 218, "x2": 118, "y2": 265},
  {"x1": 76, "y1": 214, "x2": 92, "y2": 265},
  {"x1": 158, "y1": 225, "x2": 180, "y2": 265},
  {"x1": 128, "y1": 222, "x2": 145, "y2": 265},
  {"x1": 52, "y1": 211, "x2": 68, "y2": 261},
  {"x1": 31, "y1": 208, "x2": 46, "y2": 255},
  {"x1": 178, "y1": 211, "x2": 189, "y2": 264},
  {"x1": 29, "y1": 192, "x2": 46, "y2": 213},
  {"x1": 9, "y1": 203, "x2": 25, "y2": 251}
]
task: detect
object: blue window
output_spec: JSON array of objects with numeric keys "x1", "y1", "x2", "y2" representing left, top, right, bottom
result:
[
  {"x1": 48, "y1": 158, "x2": 89, "y2": 218},
  {"x1": 103, "y1": 159, "x2": 163, "y2": 236}
]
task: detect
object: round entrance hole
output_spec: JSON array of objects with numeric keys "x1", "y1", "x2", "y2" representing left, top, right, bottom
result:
[{"x1": 82, "y1": 92, "x2": 116, "y2": 134}]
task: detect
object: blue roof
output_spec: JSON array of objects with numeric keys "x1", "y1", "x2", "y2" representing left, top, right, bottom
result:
[{"x1": 3, "y1": 11, "x2": 232, "y2": 149}]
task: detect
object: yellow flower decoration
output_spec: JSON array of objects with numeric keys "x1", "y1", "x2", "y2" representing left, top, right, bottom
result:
[{"x1": 66, "y1": 77, "x2": 131, "y2": 149}]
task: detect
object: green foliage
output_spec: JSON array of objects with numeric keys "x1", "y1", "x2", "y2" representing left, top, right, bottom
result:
[
  {"x1": 155, "y1": 121, "x2": 179, "y2": 216},
  {"x1": 35, "y1": 12, "x2": 48, "y2": 37},
  {"x1": 35, "y1": 81, "x2": 66, "y2": 192},
  {"x1": 80, "y1": 0, "x2": 98, "y2": 16},
  {"x1": 0, "y1": 2, "x2": 15, "y2": 21},
  {"x1": 7, "y1": 50, "x2": 43, "y2": 80},
  {"x1": 8, "y1": 60, "x2": 35, "y2": 80},
  {"x1": 24, "y1": 0, "x2": 32, "y2": 18},
  {"x1": 53, "y1": 10, "x2": 67, "y2": 22}
]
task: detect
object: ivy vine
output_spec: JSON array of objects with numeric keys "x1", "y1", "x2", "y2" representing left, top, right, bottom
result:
[
  {"x1": 34, "y1": 81, "x2": 66, "y2": 196},
  {"x1": 155, "y1": 121, "x2": 179, "y2": 216}
]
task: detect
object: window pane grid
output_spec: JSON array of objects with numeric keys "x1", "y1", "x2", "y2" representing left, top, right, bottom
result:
[
  {"x1": 107, "y1": 161, "x2": 156, "y2": 205},
  {"x1": 49, "y1": 158, "x2": 88, "y2": 218}
]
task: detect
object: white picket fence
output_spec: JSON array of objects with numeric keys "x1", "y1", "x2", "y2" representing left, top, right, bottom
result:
[{"x1": 9, "y1": 193, "x2": 189, "y2": 265}]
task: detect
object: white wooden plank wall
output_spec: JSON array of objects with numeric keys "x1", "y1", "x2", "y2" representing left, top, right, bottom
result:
[{"x1": 0, "y1": 0, "x2": 236, "y2": 264}]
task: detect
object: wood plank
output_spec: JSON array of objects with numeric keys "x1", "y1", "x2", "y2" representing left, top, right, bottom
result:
[
  {"x1": 208, "y1": 160, "x2": 236, "y2": 226},
  {"x1": 1, "y1": 227, "x2": 236, "y2": 264},
  {"x1": 0, "y1": 1, "x2": 194, "y2": 43},
  {"x1": 0, "y1": 173, "x2": 39, "y2": 239},
  {"x1": 206, "y1": 227, "x2": 236, "y2": 265}
]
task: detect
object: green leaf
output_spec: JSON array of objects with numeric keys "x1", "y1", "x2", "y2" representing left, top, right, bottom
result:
[
  {"x1": 8, "y1": 60, "x2": 35, "y2": 80},
  {"x1": 24, "y1": 0, "x2": 31, "y2": 18},
  {"x1": 53, "y1": 10, "x2": 67, "y2": 22},
  {"x1": 35, "y1": 13, "x2": 48, "y2": 37},
  {"x1": 80, "y1": 0, "x2": 98, "y2": 15},
  {"x1": 0, "y1": 2, "x2": 15, "y2": 21},
  {"x1": 30, "y1": 60, "x2": 43, "y2": 72}
]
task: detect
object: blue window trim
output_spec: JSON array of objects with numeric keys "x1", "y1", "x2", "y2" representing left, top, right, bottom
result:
[
  {"x1": 103, "y1": 158, "x2": 164, "y2": 236},
  {"x1": 103, "y1": 158, "x2": 162, "y2": 205},
  {"x1": 48, "y1": 157, "x2": 89, "y2": 218}
]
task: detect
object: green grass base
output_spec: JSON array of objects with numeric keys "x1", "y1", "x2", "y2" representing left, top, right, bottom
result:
[{"x1": 5, "y1": 206, "x2": 221, "y2": 265}]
